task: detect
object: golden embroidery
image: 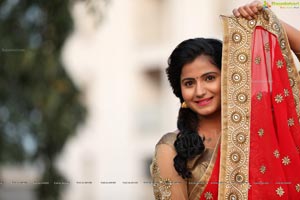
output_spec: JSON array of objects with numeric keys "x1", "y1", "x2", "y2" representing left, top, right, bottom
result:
[
  {"x1": 151, "y1": 156, "x2": 172, "y2": 200},
  {"x1": 232, "y1": 72, "x2": 242, "y2": 83},
  {"x1": 289, "y1": 78, "x2": 295, "y2": 87},
  {"x1": 274, "y1": 150, "x2": 280, "y2": 158},
  {"x1": 248, "y1": 19, "x2": 257, "y2": 28},
  {"x1": 284, "y1": 89, "x2": 289, "y2": 97},
  {"x1": 282, "y1": 156, "x2": 291, "y2": 166},
  {"x1": 276, "y1": 60, "x2": 284, "y2": 68},
  {"x1": 280, "y1": 39, "x2": 286, "y2": 50},
  {"x1": 231, "y1": 112, "x2": 242, "y2": 123},
  {"x1": 235, "y1": 173, "x2": 245, "y2": 183},
  {"x1": 232, "y1": 32, "x2": 242, "y2": 43},
  {"x1": 228, "y1": 193, "x2": 239, "y2": 200},
  {"x1": 260, "y1": 165, "x2": 266, "y2": 174},
  {"x1": 255, "y1": 56, "x2": 261, "y2": 64},
  {"x1": 236, "y1": 133, "x2": 247, "y2": 144},
  {"x1": 237, "y1": 53, "x2": 248, "y2": 63},
  {"x1": 204, "y1": 192, "x2": 213, "y2": 200},
  {"x1": 274, "y1": 94, "x2": 283, "y2": 103},
  {"x1": 296, "y1": 184, "x2": 300, "y2": 192},
  {"x1": 237, "y1": 93, "x2": 247, "y2": 103},
  {"x1": 271, "y1": 22, "x2": 280, "y2": 32},
  {"x1": 230, "y1": 152, "x2": 241, "y2": 163},
  {"x1": 276, "y1": 186, "x2": 285, "y2": 197},
  {"x1": 288, "y1": 118, "x2": 295, "y2": 127},
  {"x1": 258, "y1": 128, "x2": 264, "y2": 137},
  {"x1": 264, "y1": 42, "x2": 270, "y2": 51},
  {"x1": 257, "y1": 92, "x2": 263, "y2": 101}
]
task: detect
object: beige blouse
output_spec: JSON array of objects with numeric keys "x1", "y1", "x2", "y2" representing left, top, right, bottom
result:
[{"x1": 150, "y1": 132, "x2": 216, "y2": 200}]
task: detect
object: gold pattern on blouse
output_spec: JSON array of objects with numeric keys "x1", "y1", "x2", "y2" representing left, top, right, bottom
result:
[
  {"x1": 258, "y1": 128, "x2": 264, "y2": 137},
  {"x1": 276, "y1": 186, "x2": 285, "y2": 197},
  {"x1": 204, "y1": 192, "x2": 213, "y2": 200},
  {"x1": 260, "y1": 165, "x2": 266, "y2": 174},
  {"x1": 296, "y1": 184, "x2": 300, "y2": 192},
  {"x1": 284, "y1": 89, "x2": 289, "y2": 97},
  {"x1": 274, "y1": 150, "x2": 280, "y2": 158},
  {"x1": 276, "y1": 60, "x2": 284, "y2": 68},
  {"x1": 288, "y1": 118, "x2": 295, "y2": 127},
  {"x1": 151, "y1": 157, "x2": 172, "y2": 200},
  {"x1": 257, "y1": 92, "x2": 263, "y2": 101},
  {"x1": 274, "y1": 94, "x2": 283, "y2": 103},
  {"x1": 282, "y1": 156, "x2": 291, "y2": 166}
]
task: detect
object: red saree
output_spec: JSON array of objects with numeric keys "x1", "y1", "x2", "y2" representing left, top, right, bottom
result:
[{"x1": 199, "y1": 9, "x2": 300, "y2": 199}]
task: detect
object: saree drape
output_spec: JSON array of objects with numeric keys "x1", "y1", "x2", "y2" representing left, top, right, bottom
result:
[{"x1": 199, "y1": 9, "x2": 300, "y2": 200}]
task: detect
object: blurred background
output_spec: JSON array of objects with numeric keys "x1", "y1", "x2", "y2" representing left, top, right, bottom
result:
[{"x1": 0, "y1": 0, "x2": 299, "y2": 199}]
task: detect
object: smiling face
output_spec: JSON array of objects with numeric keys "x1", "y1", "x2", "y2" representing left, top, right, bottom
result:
[{"x1": 180, "y1": 55, "x2": 221, "y2": 118}]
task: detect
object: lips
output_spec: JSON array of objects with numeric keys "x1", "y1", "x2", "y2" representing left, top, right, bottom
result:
[{"x1": 195, "y1": 97, "x2": 213, "y2": 106}]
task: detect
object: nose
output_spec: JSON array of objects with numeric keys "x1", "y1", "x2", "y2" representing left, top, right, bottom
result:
[{"x1": 195, "y1": 81, "x2": 206, "y2": 97}]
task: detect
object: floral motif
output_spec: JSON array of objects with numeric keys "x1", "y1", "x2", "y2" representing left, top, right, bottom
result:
[
  {"x1": 204, "y1": 192, "x2": 213, "y2": 200},
  {"x1": 276, "y1": 60, "x2": 284, "y2": 68},
  {"x1": 296, "y1": 184, "x2": 300, "y2": 192},
  {"x1": 273, "y1": 150, "x2": 280, "y2": 158},
  {"x1": 258, "y1": 128, "x2": 264, "y2": 137},
  {"x1": 260, "y1": 165, "x2": 266, "y2": 174},
  {"x1": 274, "y1": 94, "x2": 283, "y2": 103},
  {"x1": 282, "y1": 156, "x2": 291, "y2": 166},
  {"x1": 276, "y1": 186, "x2": 285, "y2": 197},
  {"x1": 288, "y1": 118, "x2": 295, "y2": 127},
  {"x1": 264, "y1": 42, "x2": 270, "y2": 51},
  {"x1": 255, "y1": 56, "x2": 261, "y2": 64},
  {"x1": 257, "y1": 92, "x2": 263, "y2": 101},
  {"x1": 152, "y1": 156, "x2": 172, "y2": 200},
  {"x1": 284, "y1": 89, "x2": 289, "y2": 97}
]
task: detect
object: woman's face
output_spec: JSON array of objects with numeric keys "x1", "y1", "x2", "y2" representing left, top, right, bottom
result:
[{"x1": 180, "y1": 55, "x2": 221, "y2": 117}]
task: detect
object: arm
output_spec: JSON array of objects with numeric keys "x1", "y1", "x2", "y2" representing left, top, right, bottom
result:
[
  {"x1": 232, "y1": 1, "x2": 300, "y2": 60},
  {"x1": 151, "y1": 144, "x2": 188, "y2": 200}
]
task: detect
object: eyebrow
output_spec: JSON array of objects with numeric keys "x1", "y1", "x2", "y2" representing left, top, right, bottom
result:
[{"x1": 181, "y1": 72, "x2": 219, "y2": 82}]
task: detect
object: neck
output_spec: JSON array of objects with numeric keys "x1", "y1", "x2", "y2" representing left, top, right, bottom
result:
[{"x1": 198, "y1": 110, "x2": 221, "y2": 136}]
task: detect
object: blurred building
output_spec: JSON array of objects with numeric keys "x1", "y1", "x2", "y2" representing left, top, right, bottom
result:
[{"x1": 57, "y1": 0, "x2": 300, "y2": 199}]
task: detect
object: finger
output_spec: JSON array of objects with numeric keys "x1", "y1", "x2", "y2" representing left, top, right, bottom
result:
[
  {"x1": 249, "y1": 3, "x2": 259, "y2": 14},
  {"x1": 232, "y1": 8, "x2": 241, "y2": 17},
  {"x1": 253, "y1": 1, "x2": 264, "y2": 10},
  {"x1": 238, "y1": 7, "x2": 252, "y2": 20},
  {"x1": 244, "y1": 5, "x2": 256, "y2": 17}
]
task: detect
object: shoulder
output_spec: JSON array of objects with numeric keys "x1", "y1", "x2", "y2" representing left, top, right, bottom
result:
[{"x1": 156, "y1": 131, "x2": 179, "y2": 149}]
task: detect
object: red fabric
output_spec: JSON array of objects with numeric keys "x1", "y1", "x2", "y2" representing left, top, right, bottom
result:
[
  {"x1": 199, "y1": 27, "x2": 300, "y2": 199},
  {"x1": 249, "y1": 26, "x2": 300, "y2": 199},
  {"x1": 199, "y1": 149, "x2": 220, "y2": 200}
]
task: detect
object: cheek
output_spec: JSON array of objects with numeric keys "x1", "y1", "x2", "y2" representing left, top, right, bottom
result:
[
  {"x1": 181, "y1": 86, "x2": 194, "y2": 100},
  {"x1": 213, "y1": 80, "x2": 221, "y2": 94}
]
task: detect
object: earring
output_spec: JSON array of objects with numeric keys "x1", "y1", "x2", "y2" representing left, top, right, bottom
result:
[{"x1": 181, "y1": 101, "x2": 188, "y2": 108}]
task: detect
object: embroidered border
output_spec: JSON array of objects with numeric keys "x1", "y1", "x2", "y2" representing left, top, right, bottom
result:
[{"x1": 219, "y1": 8, "x2": 300, "y2": 200}]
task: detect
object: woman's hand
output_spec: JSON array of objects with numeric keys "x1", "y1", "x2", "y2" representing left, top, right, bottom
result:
[{"x1": 232, "y1": 0, "x2": 263, "y2": 20}]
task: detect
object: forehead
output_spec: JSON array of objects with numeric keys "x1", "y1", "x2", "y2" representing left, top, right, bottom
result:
[{"x1": 181, "y1": 55, "x2": 220, "y2": 78}]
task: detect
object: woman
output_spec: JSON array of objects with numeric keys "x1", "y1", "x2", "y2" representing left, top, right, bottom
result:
[{"x1": 150, "y1": 2, "x2": 300, "y2": 199}]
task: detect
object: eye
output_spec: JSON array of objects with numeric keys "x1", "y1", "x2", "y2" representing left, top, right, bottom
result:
[
  {"x1": 183, "y1": 80, "x2": 194, "y2": 87},
  {"x1": 205, "y1": 75, "x2": 216, "y2": 81}
]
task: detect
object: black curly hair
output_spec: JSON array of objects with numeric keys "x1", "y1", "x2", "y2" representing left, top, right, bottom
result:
[{"x1": 166, "y1": 38, "x2": 222, "y2": 179}]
